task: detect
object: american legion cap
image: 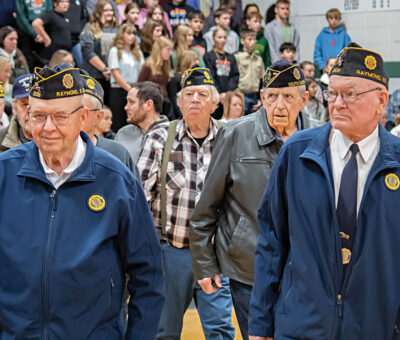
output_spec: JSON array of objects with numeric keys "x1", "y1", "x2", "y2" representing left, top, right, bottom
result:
[
  {"x1": 330, "y1": 42, "x2": 388, "y2": 89},
  {"x1": 29, "y1": 64, "x2": 85, "y2": 99},
  {"x1": 181, "y1": 66, "x2": 215, "y2": 88},
  {"x1": 263, "y1": 59, "x2": 305, "y2": 88},
  {"x1": 80, "y1": 69, "x2": 104, "y2": 106}
]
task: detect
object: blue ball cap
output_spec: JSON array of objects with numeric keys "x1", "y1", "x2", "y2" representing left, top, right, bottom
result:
[{"x1": 12, "y1": 73, "x2": 33, "y2": 99}]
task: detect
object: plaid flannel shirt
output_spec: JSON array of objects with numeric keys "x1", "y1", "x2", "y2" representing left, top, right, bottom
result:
[{"x1": 137, "y1": 118, "x2": 220, "y2": 248}]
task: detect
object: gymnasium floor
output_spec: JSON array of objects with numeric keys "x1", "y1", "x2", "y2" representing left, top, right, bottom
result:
[{"x1": 181, "y1": 308, "x2": 243, "y2": 340}]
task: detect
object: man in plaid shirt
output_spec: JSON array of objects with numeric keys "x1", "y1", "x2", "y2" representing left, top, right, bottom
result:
[{"x1": 138, "y1": 67, "x2": 235, "y2": 340}]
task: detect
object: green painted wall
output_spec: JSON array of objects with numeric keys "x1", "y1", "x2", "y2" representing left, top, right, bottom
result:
[{"x1": 385, "y1": 62, "x2": 400, "y2": 78}]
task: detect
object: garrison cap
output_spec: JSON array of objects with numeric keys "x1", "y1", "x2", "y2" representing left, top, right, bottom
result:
[
  {"x1": 330, "y1": 42, "x2": 388, "y2": 89},
  {"x1": 12, "y1": 73, "x2": 33, "y2": 99},
  {"x1": 181, "y1": 66, "x2": 215, "y2": 88},
  {"x1": 80, "y1": 69, "x2": 104, "y2": 106},
  {"x1": 263, "y1": 59, "x2": 305, "y2": 88},
  {"x1": 29, "y1": 64, "x2": 85, "y2": 99},
  {"x1": 0, "y1": 82, "x2": 4, "y2": 98}
]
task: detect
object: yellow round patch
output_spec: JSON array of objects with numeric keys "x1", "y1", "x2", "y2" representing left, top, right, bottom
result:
[
  {"x1": 88, "y1": 195, "x2": 106, "y2": 211},
  {"x1": 86, "y1": 78, "x2": 95, "y2": 90},
  {"x1": 342, "y1": 248, "x2": 351, "y2": 264},
  {"x1": 385, "y1": 173, "x2": 400, "y2": 191},
  {"x1": 365, "y1": 55, "x2": 377, "y2": 70},
  {"x1": 204, "y1": 71, "x2": 210, "y2": 80},
  {"x1": 293, "y1": 68, "x2": 301, "y2": 80},
  {"x1": 63, "y1": 73, "x2": 74, "y2": 89}
]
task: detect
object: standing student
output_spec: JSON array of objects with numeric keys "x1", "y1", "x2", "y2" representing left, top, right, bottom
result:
[
  {"x1": 15, "y1": 0, "x2": 52, "y2": 70},
  {"x1": 172, "y1": 25, "x2": 204, "y2": 71},
  {"x1": 188, "y1": 10, "x2": 206, "y2": 57},
  {"x1": 140, "y1": 19, "x2": 165, "y2": 58},
  {"x1": 304, "y1": 77, "x2": 326, "y2": 127},
  {"x1": 138, "y1": 36, "x2": 173, "y2": 118},
  {"x1": 108, "y1": 23, "x2": 144, "y2": 132},
  {"x1": 204, "y1": 8, "x2": 239, "y2": 54},
  {"x1": 246, "y1": 11, "x2": 271, "y2": 68},
  {"x1": 146, "y1": 5, "x2": 171, "y2": 39},
  {"x1": 314, "y1": 8, "x2": 351, "y2": 71},
  {"x1": 124, "y1": 2, "x2": 140, "y2": 30},
  {"x1": 136, "y1": 0, "x2": 172, "y2": 37},
  {"x1": 234, "y1": 29, "x2": 264, "y2": 115},
  {"x1": 80, "y1": 0, "x2": 118, "y2": 105},
  {"x1": 264, "y1": 0, "x2": 300, "y2": 63},
  {"x1": 32, "y1": 0, "x2": 72, "y2": 63},
  {"x1": 204, "y1": 27, "x2": 239, "y2": 119}
]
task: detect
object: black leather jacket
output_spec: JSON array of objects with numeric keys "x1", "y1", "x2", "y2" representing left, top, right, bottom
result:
[{"x1": 189, "y1": 107, "x2": 310, "y2": 285}]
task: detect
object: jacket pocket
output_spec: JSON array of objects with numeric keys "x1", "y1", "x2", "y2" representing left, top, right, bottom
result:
[
  {"x1": 227, "y1": 216, "x2": 257, "y2": 273},
  {"x1": 165, "y1": 161, "x2": 185, "y2": 191},
  {"x1": 238, "y1": 157, "x2": 272, "y2": 165}
]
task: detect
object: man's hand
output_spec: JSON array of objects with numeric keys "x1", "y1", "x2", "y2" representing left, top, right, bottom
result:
[
  {"x1": 249, "y1": 336, "x2": 273, "y2": 340},
  {"x1": 197, "y1": 274, "x2": 222, "y2": 294}
]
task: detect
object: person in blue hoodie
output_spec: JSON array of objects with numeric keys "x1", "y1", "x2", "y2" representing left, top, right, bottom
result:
[
  {"x1": 313, "y1": 8, "x2": 351, "y2": 71},
  {"x1": 248, "y1": 44, "x2": 399, "y2": 340}
]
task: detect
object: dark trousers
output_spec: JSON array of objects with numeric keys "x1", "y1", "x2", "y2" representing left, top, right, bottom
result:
[
  {"x1": 109, "y1": 86, "x2": 127, "y2": 132},
  {"x1": 18, "y1": 30, "x2": 44, "y2": 71},
  {"x1": 230, "y1": 278, "x2": 252, "y2": 340}
]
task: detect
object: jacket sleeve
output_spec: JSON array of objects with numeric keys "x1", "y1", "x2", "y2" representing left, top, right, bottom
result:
[
  {"x1": 204, "y1": 52, "x2": 222, "y2": 93},
  {"x1": 228, "y1": 55, "x2": 240, "y2": 91},
  {"x1": 80, "y1": 24, "x2": 98, "y2": 61},
  {"x1": 264, "y1": 23, "x2": 280, "y2": 64},
  {"x1": 119, "y1": 178, "x2": 165, "y2": 340},
  {"x1": 248, "y1": 147, "x2": 290, "y2": 338},
  {"x1": 263, "y1": 38, "x2": 271, "y2": 68},
  {"x1": 189, "y1": 125, "x2": 231, "y2": 281},
  {"x1": 15, "y1": 0, "x2": 36, "y2": 38},
  {"x1": 313, "y1": 32, "x2": 325, "y2": 70}
]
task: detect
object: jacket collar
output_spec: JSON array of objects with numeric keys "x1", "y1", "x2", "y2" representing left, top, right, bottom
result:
[
  {"x1": 255, "y1": 106, "x2": 280, "y2": 146},
  {"x1": 300, "y1": 122, "x2": 400, "y2": 169},
  {"x1": 18, "y1": 131, "x2": 96, "y2": 185}
]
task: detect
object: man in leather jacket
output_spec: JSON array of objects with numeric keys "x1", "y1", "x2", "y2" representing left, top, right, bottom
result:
[{"x1": 189, "y1": 59, "x2": 310, "y2": 339}]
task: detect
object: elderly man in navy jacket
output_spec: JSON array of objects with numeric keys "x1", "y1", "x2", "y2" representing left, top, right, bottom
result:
[
  {"x1": 0, "y1": 65, "x2": 164, "y2": 339},
  {"x1": 248, "y1": 44, "x2": 397, "y2": 340}
]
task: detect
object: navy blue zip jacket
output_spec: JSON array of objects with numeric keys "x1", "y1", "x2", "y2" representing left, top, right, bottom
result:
[
  {"x1": 0, "y1": 132, "x2": 165, "y2": 339},
  {"x1": 249, "y1": 123, "x2": 400, "y2": 339}
]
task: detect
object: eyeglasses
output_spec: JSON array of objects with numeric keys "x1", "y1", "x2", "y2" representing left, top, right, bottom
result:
[
  {"x1": 323, "y1": 87, "x2": 381, "y2": 103},
  {"x1": 29, "y1": 106, "x2": 83, "y2": 125}
]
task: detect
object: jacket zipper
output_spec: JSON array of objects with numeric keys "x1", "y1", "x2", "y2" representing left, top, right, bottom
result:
[
  {"x1": 41, "y1": 189, "x2": 57, "y2": 340},
  {"x1": 306, "y1": 154, "x2": 343, "y2": 340}
]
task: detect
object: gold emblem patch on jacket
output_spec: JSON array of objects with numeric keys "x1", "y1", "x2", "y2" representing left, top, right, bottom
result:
[
  {"x1": 385, "y1": 173, "x2": 400, "y2": 191},
  {"x1": 88, "y1": 195, "x2": 106, "y2": 212}
]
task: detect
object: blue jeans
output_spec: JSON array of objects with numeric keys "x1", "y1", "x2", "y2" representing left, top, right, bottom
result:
[
  {"x1": 244, "y1": 93, "x2": 258, "y2": 116},
  {"x1": 71, "y1": 42, "x2": 83, "y2": 68},
  {"x1": 229, "y1": 279, "x2": 252, "y2": 340},
  {"x1": 157, "y1": 242, "x2": 235, "y2": 340}
]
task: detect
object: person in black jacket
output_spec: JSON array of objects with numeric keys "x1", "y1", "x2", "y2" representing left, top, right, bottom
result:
[
  {"x1": 204, "y1": 26, "x2": 239, "y2": 119},
  {"x1": 65, "y1": 0, "x2": 89, "y2": 68}
]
